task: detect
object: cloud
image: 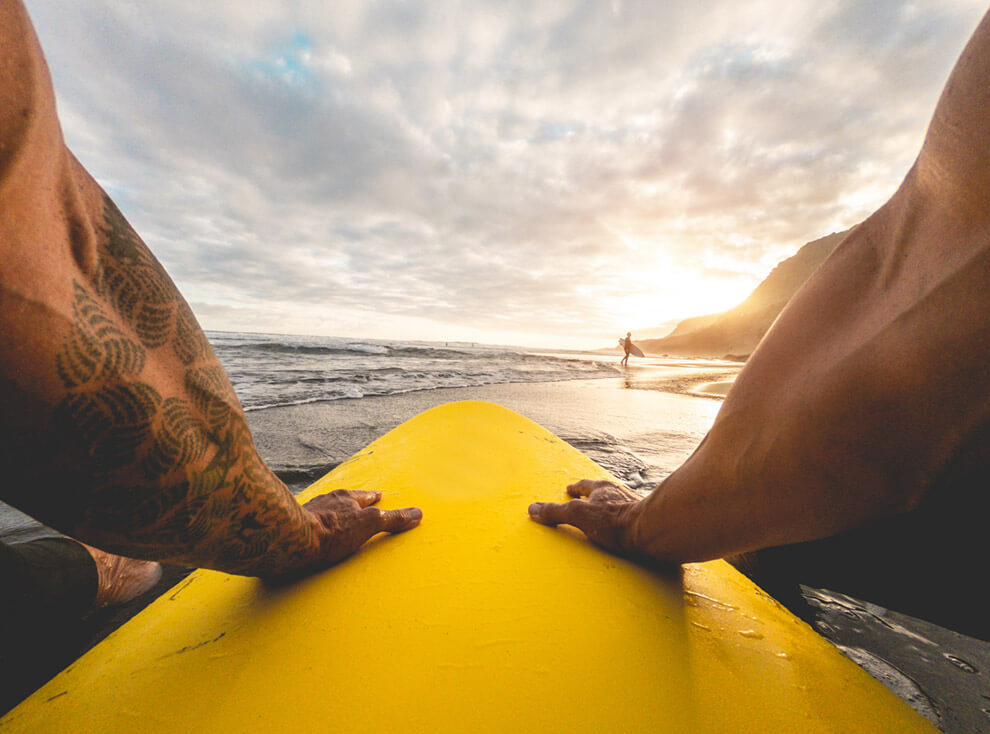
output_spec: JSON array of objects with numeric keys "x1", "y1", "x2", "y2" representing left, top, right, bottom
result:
[{"x1": 23, "y1": 0, "x2": 988, "y2": 346}]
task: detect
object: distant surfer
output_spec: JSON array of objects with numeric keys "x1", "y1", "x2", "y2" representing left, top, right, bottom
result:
[
  {"x1": 619, "y1": 332, "x2": 645, "y2": 365},
  {"x1": 532, "y1": 9, "x2": 990, "y2": 639}
]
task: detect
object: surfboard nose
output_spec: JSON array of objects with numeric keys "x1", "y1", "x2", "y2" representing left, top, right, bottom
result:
[{"x1": 2, "y1": 401, "x2": 934, "y2": 733}]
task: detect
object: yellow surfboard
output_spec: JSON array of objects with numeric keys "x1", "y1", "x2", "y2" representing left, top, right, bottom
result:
[{"x1": 1, "y1": 401, "x2": 932, "y2": 732}]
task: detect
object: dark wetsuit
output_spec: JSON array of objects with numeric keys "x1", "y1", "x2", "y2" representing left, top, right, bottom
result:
[
  {"x1": 0, "y1": 537, "x2": 99, "y2": 712},
  {"x1": 0, "y1": 538, "x2": 97, "y2": 625}
]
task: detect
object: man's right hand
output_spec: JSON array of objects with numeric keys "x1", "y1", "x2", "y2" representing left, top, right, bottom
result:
[
  {"x1": 529, "y1": 479, "x2": 643, "y2": 556},
  {"x1": 300, "y1": 489, "x2": 422, "y2": 573}
]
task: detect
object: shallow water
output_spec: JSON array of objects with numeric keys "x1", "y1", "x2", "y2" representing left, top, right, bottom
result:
[
  {"x1": 802, "y1": 587, "x2": 990, "y2": 732},
  {"x1": 2, "y1": 332, "x2": 987, "y2": 729},
  {"x1": 209, "y1": 331, "x2": 621, "y2": 411}
]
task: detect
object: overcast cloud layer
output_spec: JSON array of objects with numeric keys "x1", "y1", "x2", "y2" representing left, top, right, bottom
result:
[{"x1": 24, "y1": 0, "x2": 988, "y2": 347}]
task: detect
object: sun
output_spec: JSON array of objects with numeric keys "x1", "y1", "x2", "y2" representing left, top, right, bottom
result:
[{"x1": 608, "y1": 232, "x2": 758, "y2": 327}]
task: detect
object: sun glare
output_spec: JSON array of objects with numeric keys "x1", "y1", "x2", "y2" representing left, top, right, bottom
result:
[
  {"x1": 607, "y1": 231, "x2": 758, "y2": 328},
  {"x1": 611, "y1": 269, "x2": 755, "y2": 330}
]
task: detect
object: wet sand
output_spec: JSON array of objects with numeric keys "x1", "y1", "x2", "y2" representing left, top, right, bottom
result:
[
  {"x1": 5, "y1": 364, "x2": 989, "y2": 729},
  {"x1": 247, "y1": 367, "x2": 729, "y2": 492},
  {"x1": 1, "y1": 369, "x2": 726, "y2": 713},
  {"x1": 215, "y1": 368, "x2": 990, "y2": 731}
]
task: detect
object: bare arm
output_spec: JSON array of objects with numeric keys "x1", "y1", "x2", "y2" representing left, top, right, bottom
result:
[
  {"x1": 531, "y1": 9, "x2": 990, "y2": 563},
  {"x1": 0, "y1": 0, "x2": 420, "y2": 577}
]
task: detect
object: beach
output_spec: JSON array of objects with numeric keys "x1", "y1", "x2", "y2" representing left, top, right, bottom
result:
[
  {"x1": 0, "y1": 355, "x2": 736, "y2": 713},
  {"x1": 2, "y1": 341, "x2": 988, "y2": 730},
  {"x1": 250, "y1": 367, "x2": 989, "y2": 734},
  {"x1": 248, "y1": 363, "x2": 731, "y2": 494}
]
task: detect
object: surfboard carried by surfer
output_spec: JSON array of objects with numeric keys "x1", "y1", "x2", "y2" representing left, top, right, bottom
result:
[{"x1": 619, "y1": 332, "x2": 644, "y2": 365}]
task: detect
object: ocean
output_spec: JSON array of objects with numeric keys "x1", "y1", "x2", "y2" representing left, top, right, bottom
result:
[
  {"x1": 209, "y1": 331, "x2": 622, "y2": 412},
  {"x1": 210, "y1": 330, "x2": 712, "y2": 491},
  {"x1": 1, "y1": 331, "x2": 987, "y2": 730},
  {"x1": 213, "y1": 331, "x2": 740, "y2": 498},
  {"x1": 0, "y1": 332, "x2": 679, "y2": 541},
  {"x1": 211, "y1": 331, "x2": 989, "y2": 732}
]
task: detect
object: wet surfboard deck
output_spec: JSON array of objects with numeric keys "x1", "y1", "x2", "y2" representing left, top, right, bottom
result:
[{"x1": 0, "y1": 401, "x2": 933, "y2": 732}]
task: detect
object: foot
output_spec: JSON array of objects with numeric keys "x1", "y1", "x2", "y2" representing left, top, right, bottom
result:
[{"x1": 80, "y1": 543, "x2": 163, "y2": 610}]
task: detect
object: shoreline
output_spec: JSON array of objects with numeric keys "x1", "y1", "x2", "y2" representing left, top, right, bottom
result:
[
  {"x1": 1, "y1": 363, "x2": 732, "y2": 543},
  {"x1": 1, "y1": 370, "x2": 728, "y2": 713},
  {"x1": 613, "y1": 365, "x2": 739, "y2": 399},
  {"x1": 4, "y1": 365, "x2": 988, "y2": 727},
  {"x1": 246, "y1": 369, "x2": 728, "y2": 492}
]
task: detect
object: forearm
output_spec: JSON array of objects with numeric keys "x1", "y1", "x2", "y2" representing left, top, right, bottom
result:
[
  {"x1": 628, "y1": 191, "x2": 990, "y2": 564},
  {"x1": 0, "y1": 179, "x2": 325, "y2": 575},
  {"x1": 60, "y1": 352, "x2": 324, "y2": 577},
  {"x1": 627, "y1": 13, "x2": 990, "y2": 564},
  {"x1": 536, "y1": 192, "x2": 988, "y2": 564},
  {"x1": 0, "y1": 98, "x2": 318, "y2": 577},
  {"x1": 0, "y1": 1, "x2": 415, "y2": 578}
]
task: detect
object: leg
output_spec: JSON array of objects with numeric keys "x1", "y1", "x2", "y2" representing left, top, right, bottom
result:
[
  {"x1": 745, "y1": 422, "x2": 990, "y2": 640},
  {"x1": 0, "y1": 537, "x2": 99, "y2": 625},
  {"x1": 0, "y1": 537, "x2": 162, "y2": 712},
  {"x1": 1, "y1": 537, "x2": 96, "y2": 712}
]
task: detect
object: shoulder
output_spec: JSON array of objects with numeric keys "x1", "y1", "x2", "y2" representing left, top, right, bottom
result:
[
  {"x1": 0, "y1": 0, "x2": 61, "y2": 193},
  {"x1": 913, "y1": 12, "x2": 990, "y2": 220}
]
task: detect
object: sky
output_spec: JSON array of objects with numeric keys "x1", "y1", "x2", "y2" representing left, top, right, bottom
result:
[{"x1": 24, "y1": 0, "x2": 988, "y2": 349}]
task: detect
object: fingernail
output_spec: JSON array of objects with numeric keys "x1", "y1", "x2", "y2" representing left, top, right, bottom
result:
[
  {"x1": 409, "y1": 508, "x2": 423, "y2": 520},
  {"x1": 529, "y1": 502, "x2": 544, "y2": 516}
]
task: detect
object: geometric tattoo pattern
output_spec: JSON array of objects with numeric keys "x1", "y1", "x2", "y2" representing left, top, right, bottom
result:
[{"x1": 50, "y1": 194, "x2": 308, "y2": 572}]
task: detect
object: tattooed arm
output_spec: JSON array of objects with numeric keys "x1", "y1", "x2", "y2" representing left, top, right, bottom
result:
[{"x1": 0, "y1": 0, "x2": 420, "y2": 577}]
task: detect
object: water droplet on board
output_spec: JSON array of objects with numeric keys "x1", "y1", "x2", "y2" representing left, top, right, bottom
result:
[
  {"x1": 738, "y1": 629, "x2": 764, "y2": 639},
  {"x1": 942, "y1": 653, "x2": 978, "y2": 674},
  {"x1": 683, "y1": 590, "x2": 737, "y2": 612}
]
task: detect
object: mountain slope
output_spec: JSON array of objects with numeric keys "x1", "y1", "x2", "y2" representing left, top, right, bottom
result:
[{"x1": 639, "y1": 228, "x2": 852, "y2": 359}]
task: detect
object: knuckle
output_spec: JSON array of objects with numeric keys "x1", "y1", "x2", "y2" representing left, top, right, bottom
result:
[{"x1": 317, "y1": 511, "x2": 343, "y2": 535}]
